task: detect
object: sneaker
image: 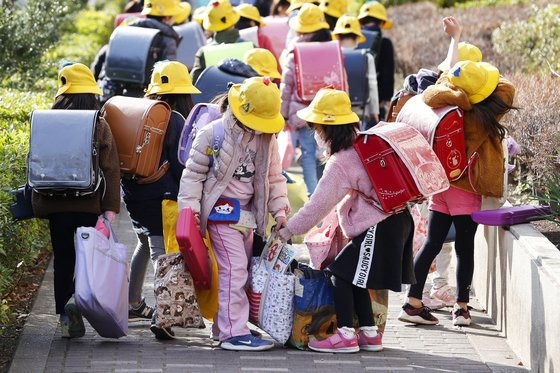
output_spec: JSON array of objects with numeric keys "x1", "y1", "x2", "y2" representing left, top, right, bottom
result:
[
  {"x1": 150, "y1": 324, "x2": 175, "y2": 340},
  {"x1": 64, "y1": 297, "x2": 85, "y2": 338},
  {"x1": 211, "y1": 328, "x2": 261, "y2": 341},
  {"x1": 422, "y1": 295, "x2": 444, "y2": 310},
  {"x1": 60, "y1": 314, "x2": 71, "y2": 338},
  {"x1": 357, "y1": 330, "x2": 383, "y2": 352},
  {"x1": 221, "y1": 334, "x2": 274, "y2": 351},
  {"x1": 398, "y1": 303, "x2": 439, "y2": 325},
  {"x1": 129, "y1": 298, "x2": 155, "y2": 320},
  {"x1": 430, "y1": 285, "x2": 455, "y2": 307},
  {"x1": 452, "y1": 306, "x2": 471, "y2": 326},
  {"x1": 308, "y1": 329, "x2": 359, "y2": 353}
]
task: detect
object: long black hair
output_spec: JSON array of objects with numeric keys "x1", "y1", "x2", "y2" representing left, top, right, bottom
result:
[
  {"x1": 51, "y1": 93, "x2": 100, "y2": 110},
  {"x1": 471, "y1": 93, "x2": 517, "y2": 140},
  {"x1": 236, "y1": 17, "x2": 257, "y2": 30},
  {"x1": 308, "y1": 28, "x2": 332, "y2": 42},
  {"x1": 310, "y1": 122, "x2": 358, "y2": 155},
  {"x1": 147, "y1": 94, "x2": 195, "y2": 118}
]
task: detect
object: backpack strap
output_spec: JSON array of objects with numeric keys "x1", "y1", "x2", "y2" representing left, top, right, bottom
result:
[{"x1": 206, "y1": 120, "x2": 225, "y2": 174}]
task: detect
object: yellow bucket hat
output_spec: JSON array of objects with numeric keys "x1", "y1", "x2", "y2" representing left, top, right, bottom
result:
[
  {"x1": 235, "y1": 4, "x2": 264, "y2": 26},
  {"x1": 319, "y1": 0, "x2": 347, "y2": 19},
  {"x1": 358, "y1": 1, "x2": 392, "y2": 29},
  {"x1": 142, "y1": 0, "x2": 183, "y2": 16},
  {"x1": 297, "y1": 87, "x2": 359, "y2": 125},
  {"x1": 173, "y1": 2, "x2": 192, "y2": 24},
  {"x1": 56, "y1": 63, "x2": 102, "y2": 97},
  {"x1": 203, "y1": 0, "x2": 240, "y2": 32},
  {"x1": 289, "y1": 3, "x2": 329, "y2": 33},
  {"x1": 332, "y1": 15, "x2": 365, "y2": 43},
  {"x1": 228, "y1": 76, "x2": 284, "y2": 133},
  {"x1": 447, "y1": 60, "x2": 499, "y2": 104},
  {"x1": 243, "y1": 48, "x2": 282, "y2": 80},
  {"x1": 438, "y1": 42, "x2": 482, "y2": 71},
  {"x1": 286, "y1": 0, "x2": 315, "y2": 14},
  {"x1": 193, "y1": 7, "x2": 206, "y2": 24},
  {"x1": 145, "y1": 61, "x2": 201, "y2": 95}
]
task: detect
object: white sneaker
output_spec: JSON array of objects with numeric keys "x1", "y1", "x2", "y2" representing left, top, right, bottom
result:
[
  {"x1": 430, "y1": 285, "x2": 455, "y2": 307},
  {"x1": 452, "y1": 306, "x2": 471, "y2": 326}
]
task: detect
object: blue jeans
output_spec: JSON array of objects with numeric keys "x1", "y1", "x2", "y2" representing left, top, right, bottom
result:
[{"x1": 294, "y1": 127, "x2": 317, "y2": 195}]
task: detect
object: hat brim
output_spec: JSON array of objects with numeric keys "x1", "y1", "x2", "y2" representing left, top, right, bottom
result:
[
  {"x1": 332, "y1": 30, "x2": 366, "y2": 44},
  {"x1": 468, "y1": 64, "x2": 500, "y2": 104},
  {"x1": 357, "y1": 11, "x2": 392, "y2": 29},
  {"x1": 58, "y1": 84, "x2": 103, "y2": 97},
  {"x1": 437, "y1": 60, "x2": 451, "y2": 72},
  {"x1": 228, "y1": 84, "x2": 284, "y2": 134},
  {"x1": 203, "y1": 11, "x2": 241, "y2": 31},
  {"x1": 254, "y1": 69, "x2": 282, "y2": 80},
  {"x1": 296, "y1": 106, "x2": 359, "y2": 125},
  {"x1": 146, "y1": 84, "x2": 201, "y2": 95},
  {"x1": 142, "y1": 3, "x2": 184, "y2": 16},
  {"x1": 321, "y1": 6, "x2": 343, "y2": 18},
  {"x1": 288, "y1": 17, "x2": 329, "y2": 33},
  {"x1": 287, "y1": 3, "x2": 303, "y2": 13}
]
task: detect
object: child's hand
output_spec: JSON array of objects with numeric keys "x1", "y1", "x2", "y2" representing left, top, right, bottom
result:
[
  {"x1": 273, "y1": 216, "x2": 287, "y2": 231},
  {"x1": 443, "y1": 16, "x2": 462, "y2": 39},
  {"x1": 103, "y1": 211, "x2": 117, "y2": 225},
  {"x1": 278, "y1": 227, "x2": 293, "y2": 242},
  {"x1": 194, "y1": 212, "x2": 201, "y2": 231}
]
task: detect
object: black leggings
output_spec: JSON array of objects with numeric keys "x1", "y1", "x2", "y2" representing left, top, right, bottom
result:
[
  {"x1": 331, "y1": 274, "x2": 374, "y2": 328},
  {"x1": 407, "y1": 210, "x2": 479, "y2": 303}
]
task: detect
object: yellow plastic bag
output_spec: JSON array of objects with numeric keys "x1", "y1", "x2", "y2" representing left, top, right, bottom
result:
[{"x1": 162, "y1": 200, "x2": 219, "y2": 320}]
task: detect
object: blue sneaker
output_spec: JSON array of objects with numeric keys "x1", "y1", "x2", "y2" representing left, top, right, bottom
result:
[{"x1": 221, "y1": 334, "x2": 274, "y2": 351}]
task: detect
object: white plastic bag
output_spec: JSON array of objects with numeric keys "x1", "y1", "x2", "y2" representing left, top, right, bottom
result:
[{"x1": 74, "y1": 220, "x2": 129, "y2": 338}]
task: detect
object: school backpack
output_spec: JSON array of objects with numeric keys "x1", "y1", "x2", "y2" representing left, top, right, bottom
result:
[
  {"x1": 203, "y1": 42, "x2": 255, "y2": 67},
  {"x1": 27, "y1": 110, "x2": 102, "y2": 197},
  {"x1": 396, "y1": 94, "x2": 468, "y2": 181},
  {"x1": 353, "y1": 122, "x2": 449, "y2": 213},
  {"x1": 239, "y1": 26, "x2": 260, "y2": 48},
  {"x1": 386, "y1": 90, "x2": 414, "y2": 122},
  {"x1": 293, "y1": 40, "x2": 347, "y2": 103},
  {"x1": 174, "y1": 22, "x2": 206, "y2": 70},
  {"x1": 358, "y1": 29, "x2": 382, "y2": 57},
  {"x1": 343, "y1": 48, "x2": 369, "y2": 109},
  {"x1": 102, "y1": 96, "x2": 171, "y2": 184},
  {"x1": 258, "y1": 17, "x2": 290, "y2": 68},
  {"x1": 105, "y1": 26, "x2": 162, "y2": 88},
  {"x1": 192, "y1": 65, "x2": 249, "y2": 105}
]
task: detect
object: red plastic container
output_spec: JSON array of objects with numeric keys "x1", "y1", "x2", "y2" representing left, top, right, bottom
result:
[{"x1": 176, "y1": 207, "x2": 212, "y2": 290}]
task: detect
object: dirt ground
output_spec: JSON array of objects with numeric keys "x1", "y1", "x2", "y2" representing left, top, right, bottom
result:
[{"x1": 532, "y1": 219, "x2": 560, "y2": 250}]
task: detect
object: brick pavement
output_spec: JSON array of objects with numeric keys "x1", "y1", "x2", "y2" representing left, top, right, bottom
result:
[{"x1": 9, "y1": 207, "x2": 530, "y2": 373}]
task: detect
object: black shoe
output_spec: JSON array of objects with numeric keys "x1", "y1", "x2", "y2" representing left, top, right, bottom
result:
[
  {"x1": 150, "y1": 324, "x2": 175, "y2": 340},
  {"x1": 129, "y1": 298, "x2": 154, "y2": 320},
  {"x1": 64, "y1": 297, "x2": 86, "y2": 338},
  {"x1": 398, "y1": 303, "x2": 439, "y2": 325}
]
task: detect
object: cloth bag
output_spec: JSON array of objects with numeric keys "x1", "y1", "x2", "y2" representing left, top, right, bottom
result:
[
  {"x1": 289, "y1": 265, "x2": 337, "y2": 349},
  {"x1": 304, "y1": 208, "x2": 349, "y2": 269},
  {"x1": 74, "y1": 219, "x2": 129, "y2": 338},
  {"x1": 153, "y1": 252, "x2": 205, "y2": 329},
  {"x1": 162, "y1": 199, "x2": 219, "y2": 321}
]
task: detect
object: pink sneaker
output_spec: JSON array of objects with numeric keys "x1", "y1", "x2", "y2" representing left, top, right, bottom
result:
[
  {"x1": 422, "y1": 295, "x2": 444, "y2": 310},
  {"x1": 308, "y1": 329, "x2": 359, "y2": 353},
  {"x1": 430, "y1": 285, "x2": 455, "y2": 307},
  {"x1": 357, "y1": 330, "x2": 383, "y2": 352}
]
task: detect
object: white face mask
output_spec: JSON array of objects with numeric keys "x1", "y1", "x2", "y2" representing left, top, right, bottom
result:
[{"x1": 314, "y1": 130, "x2": 327, "y2": 149}]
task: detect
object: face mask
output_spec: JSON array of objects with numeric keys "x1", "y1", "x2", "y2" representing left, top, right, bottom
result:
[{"x1": 314, "y1": 131, "x2": 327, "y2": 149}]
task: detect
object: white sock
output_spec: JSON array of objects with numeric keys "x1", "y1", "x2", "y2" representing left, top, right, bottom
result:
[
  {"x1": 359, "y1": 326, "x2": 378, "y2": 338},
  {"x1": 337, "y1": 327, "x2": 355, "y2": 339}
]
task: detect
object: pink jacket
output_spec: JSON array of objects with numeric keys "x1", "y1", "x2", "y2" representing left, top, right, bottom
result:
[
  {"x1": 286, "y1": 147, "x2": 390, "y2": 238},
  {"x1": 280, "y1": 53, "x2": 307, "y2": 130},
  {"x1": 178, "y1": 109, "x2": 290, "y2": 235}
]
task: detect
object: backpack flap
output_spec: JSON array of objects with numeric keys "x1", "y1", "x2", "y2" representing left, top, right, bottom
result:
[
  {"x1": 192, "y1": 66, "x2": 246, "y2": 105},
  {"x1": 178, "y1": 103, "x2": 222, "y2": 165},
  {"x1": 203, "y1": 42, "x2": 254, "y2": 67},
  {"x1": 28, "y1": 110, "x2": 100, "y2": 196},
  {"x1": 343, "y1": 49, "x2": 369, "y2": 106},
  {"x1": 174, "y1": 22, "x2": 207, "y2": 70}
]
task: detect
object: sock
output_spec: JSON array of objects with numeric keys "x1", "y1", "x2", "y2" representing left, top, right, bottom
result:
[
  {"x1": 337, "y1": 327, "x2": 355, "y2": 339},
  {"x1": 359, "y1": 326, "x2": 378, "y2": 337}
]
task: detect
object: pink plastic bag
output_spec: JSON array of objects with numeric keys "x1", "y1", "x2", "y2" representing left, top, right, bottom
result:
[{"x1": 304, "y1": 209, "x2": 349, "y2": 269}]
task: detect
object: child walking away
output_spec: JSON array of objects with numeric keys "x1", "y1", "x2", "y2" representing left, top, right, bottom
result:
[
  {"x1": 319, "y1": 0, "x2": 347, "y2": 30},
  {"x1": 332, "y1": 15, "x2": 379, "y2": 125},
  {"x1": 278, "y1": 88, "x2": 415, "y2": 353},
  {"x1": 235, "y1": 4, "x2": 264, "y2": 30},
  {"x1": 358, "y1": 1, "x2": 394, "y2": 125},
  {"x1": 121, "y1": 61, "x2": 200, "y2": 339},
  {"x1": 398, "y1": 61, "x2": 516, "y2": 327},
  {"x1": 243, "y1": 48, "x2": 283, "y2": 82},
  {"x1": 280, "y1": 3, "x2": 331, "y2": 195},
  {"x1": 31, "y1": 63, "x2": 121, "y2": 338},
  {"x1": 178, "y1": 77, "x2": 289, "y2": 351}
]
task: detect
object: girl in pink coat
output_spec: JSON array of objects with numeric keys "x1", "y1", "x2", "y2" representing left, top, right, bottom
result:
[{"x1": 178, "y1": 77, "x2": 290, "y2": 351}]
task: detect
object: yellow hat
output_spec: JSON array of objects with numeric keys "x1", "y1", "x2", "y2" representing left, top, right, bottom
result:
[
  {"x1": 332, "y1": 15, "x2": 365, "y2": 43},
  {"x1": 142, "y1": 0, "x2": 183, "y2": 16},
  {"x1": 173, "y1": 2, "x2": 192, "y2": 24},
  {"x1": 145, "y1": 61, "x2": 201, "y2": 95},
  {"x1": 297, "y1": 87, "x2": 359, "y2": 125},
  {"x1": 193, "y1": 7, "x2": 206, "y2": 24},
  {"x1": 203, "y1": 0, "x2": 240, "y2": 32},
  {"x1": 243, "y1": 48, "x2": 282, "y2": 80},
  {"x1": 358, "y1": 1, "x2": 392, "y2": 29},
  {"x1": 438, "y1": 42, "x2": 482, "y2": 71},
  {"x1": 228, "y1": 76, "x2": 284, "y2": 133},
  {"x1": 447, "y1": 61, "x2": 499, "y2": 104},
  {"x1": 56, "y1": 63, "x2": 102, "y2": 97},
  {"x1": 319, "y1": 0, "x2": 347, "y2": 19},
  {"x1": 286, "y1": 0, "x2": 314, "y2": 14},
  {"x1": 235, "y1": 4, "x2": 264, "y2": 26},
  {"x1": 289, "y1": 3, "x2": 329, "y2": 33}
]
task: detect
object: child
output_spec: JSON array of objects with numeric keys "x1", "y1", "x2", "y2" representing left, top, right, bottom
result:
[
  {"x1": 319, "y1": 0, "x2": 347, "y2": 30},
  {"x1": 178, "y1": 77, "x2": 289, "y2": 351},
  {"x1": 123, "y1": 61, "x2": 200, "y2": 340},
  {"x1": 270, "y1": 0, "x2": 290, "y2": 16},
  {"x1": 31, "y1": 63, "x2": 121, "y2": 338},
  {"x1": 358, "y1": 1, "x2": 394, "y2": 125},
  {"x1": 399, "y1": 61, "x2": 516, "y2": 327},
  {"x1": 235, "y1": 4, "x2": 264, "y2": 29},
  {"x1": 280, "y1": 3, "x2": 331, "y2": 195},
  {"x1": 332, "y1": 15, "x2": 379, "y2": 124},
  {"x1": 278, "y1": 88, "x2": 415, "y2": 353}
]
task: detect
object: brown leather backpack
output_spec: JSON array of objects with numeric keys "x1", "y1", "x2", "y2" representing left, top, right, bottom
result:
[
  {"x1": 385, "y1": 90, "x2": 414, "y2": 123},
  {"x1": 102, "y1": 96, "x2": 171, "y2": 184}
]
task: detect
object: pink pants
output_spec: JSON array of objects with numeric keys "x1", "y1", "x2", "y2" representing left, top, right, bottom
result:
[{"x1": 208, "y1": 223, "x2": 254, "y2": 341}]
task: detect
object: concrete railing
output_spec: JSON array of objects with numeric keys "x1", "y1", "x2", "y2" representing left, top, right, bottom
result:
[{"x1": 472, "y1": 222, "x2": 560, "y2": 373}]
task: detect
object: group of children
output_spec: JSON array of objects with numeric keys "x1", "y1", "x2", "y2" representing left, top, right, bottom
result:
[{"x1": 34, "y1": 0, "x2": 517, "y2": 355}]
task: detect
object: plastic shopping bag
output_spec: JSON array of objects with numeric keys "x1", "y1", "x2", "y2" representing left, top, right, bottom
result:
[
  {"x1": 304, "y1": 208, "x2": 349, "y2": 269},
  {"x1": 74, "y1": 219, "x2": 128, "y2": 338}
]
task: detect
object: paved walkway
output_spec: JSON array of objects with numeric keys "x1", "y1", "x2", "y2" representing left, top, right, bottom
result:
[{"x1": 9, "y1": 207, "x2": 529, "y2": 373}]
